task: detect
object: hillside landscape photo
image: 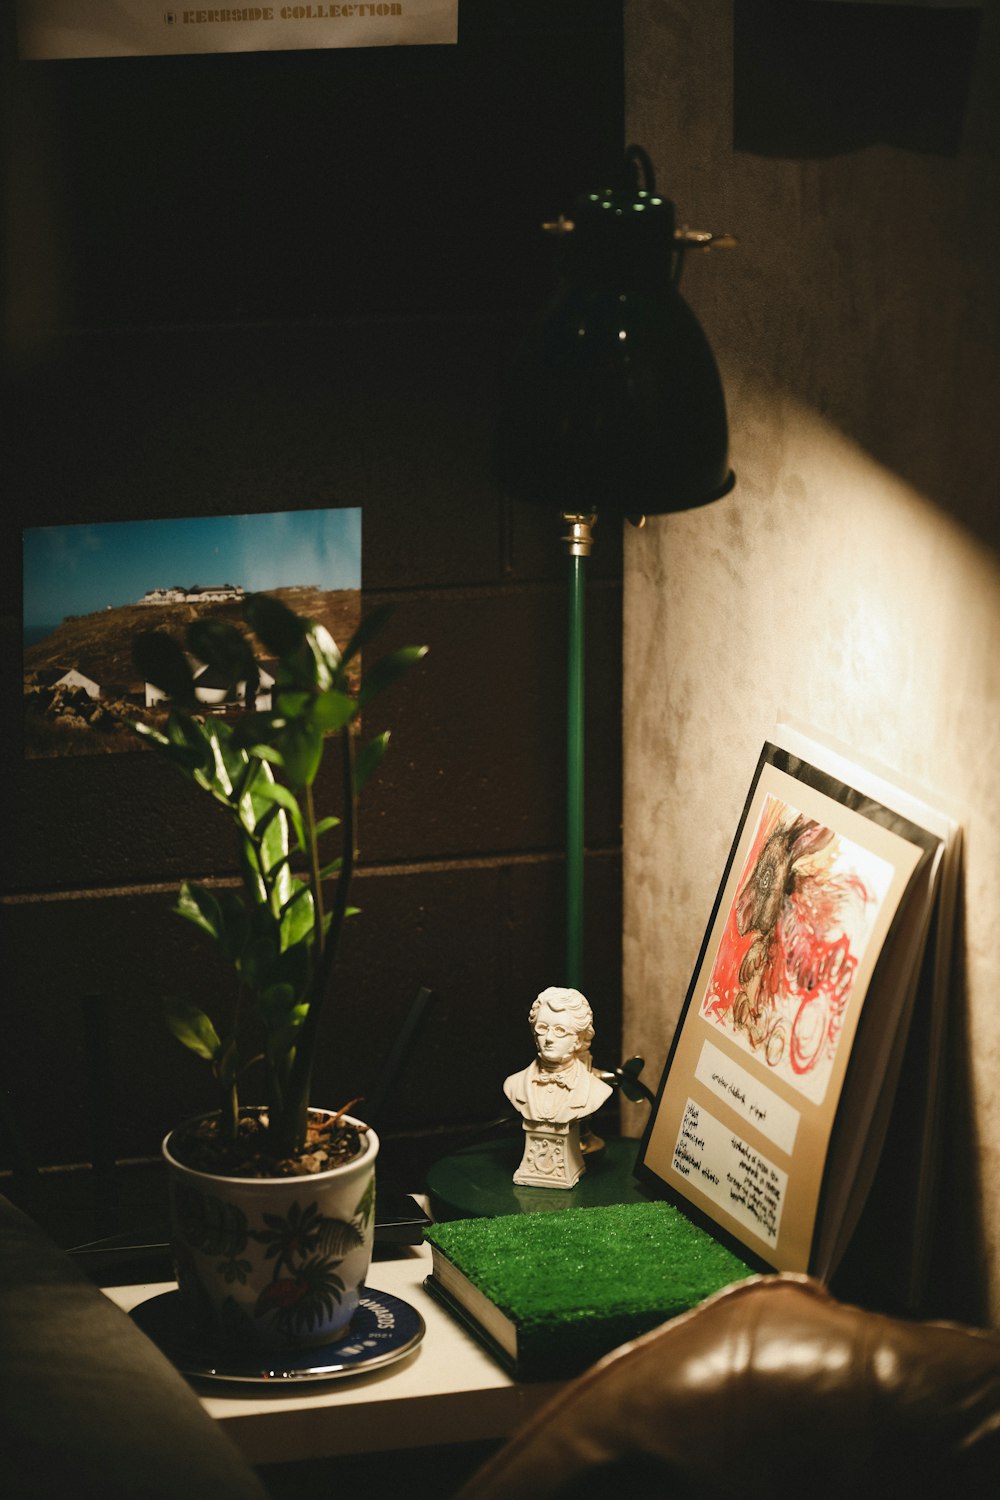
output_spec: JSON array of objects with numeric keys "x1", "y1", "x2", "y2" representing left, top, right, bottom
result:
[{"x1": 22, "y1": 508, "x2": 362, "y2": 758}]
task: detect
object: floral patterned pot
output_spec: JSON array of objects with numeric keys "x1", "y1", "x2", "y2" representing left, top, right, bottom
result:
[{"x1": 163, "y1": 1110, "x2": 378, "y2": 1352}]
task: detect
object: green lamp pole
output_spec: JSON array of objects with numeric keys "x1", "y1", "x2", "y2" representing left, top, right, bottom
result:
[{"x1": 563, "y1": 511, "x2": 596, "y2": 990}]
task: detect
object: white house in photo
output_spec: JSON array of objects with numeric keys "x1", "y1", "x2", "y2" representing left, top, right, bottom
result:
[
  {"x1": 193, "y1": 662, "x2": 274, "y2": 712},
  {"x1": 187, "y1": 584, "x2": 246, "y2": 604},
  {"x1": 138, "y1": 583, "x2": 245, "y2": 606},
  {"x1": 139, "y1": 587, "x2": 186, "y2": 605},
  {"x1": 55, "y1": 668, "x2": 100, "y2": 699},
  {"x1": 143, "y1": 660, "x2": 274, "y2": 712}
]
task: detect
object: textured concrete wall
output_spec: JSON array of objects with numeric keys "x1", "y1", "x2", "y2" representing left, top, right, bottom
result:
[{"x1": 622, "y1": 0, "x2": 1000, "y2": 1323}]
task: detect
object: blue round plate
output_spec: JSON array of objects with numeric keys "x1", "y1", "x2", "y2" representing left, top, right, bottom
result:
[{"x1": 130, "y1": 1287, "x2": 425, "y2": 1383}]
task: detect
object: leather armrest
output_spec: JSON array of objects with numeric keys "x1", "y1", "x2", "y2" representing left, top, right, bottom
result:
[{"x1": 0, "y1": 1194, "x2": 268, "y2": 1500}]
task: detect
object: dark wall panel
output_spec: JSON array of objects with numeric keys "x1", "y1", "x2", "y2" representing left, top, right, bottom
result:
[
  {"x1": 1, "y1": 2, "x2": 625, "y2": 1215},
  {"x1": 4, "y1": 2, "x2": 625, "y2": 332},
  {"x1": 2, "y1": 854, "x2": 622, "y2": 1172}
]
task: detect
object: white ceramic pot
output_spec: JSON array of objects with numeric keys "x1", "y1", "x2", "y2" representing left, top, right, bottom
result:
[{"x1": 163, "y1": 1110, "x2": 378, "y2": 1351}]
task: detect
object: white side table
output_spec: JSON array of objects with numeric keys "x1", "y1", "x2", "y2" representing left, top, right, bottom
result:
[{"x1": 105, "y1": 1238, "x2": 560, "y2": 1465}]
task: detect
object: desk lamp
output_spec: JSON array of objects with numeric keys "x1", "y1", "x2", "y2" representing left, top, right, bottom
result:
[
  {"x1": 496, "y1": 144, "x2": 736, "y2": 993},
  {"x1": 425, "y1": 150, "x2": 735, "y2": 1217}
]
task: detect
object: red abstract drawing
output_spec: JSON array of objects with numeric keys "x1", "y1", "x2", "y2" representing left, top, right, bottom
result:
[{"x1": 701, "y1": 796, "x2": 890, "y2": 1102}]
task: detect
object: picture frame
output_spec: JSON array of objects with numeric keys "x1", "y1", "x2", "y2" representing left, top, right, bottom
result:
[{"x1": 636, "y1": 723, "x2": 955, "y2": 1281}]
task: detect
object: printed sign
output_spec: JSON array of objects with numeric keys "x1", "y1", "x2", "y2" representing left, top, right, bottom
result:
[{"x1": 17, "y1": 0, "x2": 458, "y2": 59}]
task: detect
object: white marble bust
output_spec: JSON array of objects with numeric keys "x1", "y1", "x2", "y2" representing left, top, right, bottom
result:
[{"x1": 503, "y1": 987, "x2": 613, "y2": 1127}]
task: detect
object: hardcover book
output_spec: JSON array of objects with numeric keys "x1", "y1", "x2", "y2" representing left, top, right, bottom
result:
[
  {"x1": 636, "y1": 721, "x2": 960, "y2": 1305},
  {"x1": 423, "y1": 1200, "x2": 754, "y2": 1381}
]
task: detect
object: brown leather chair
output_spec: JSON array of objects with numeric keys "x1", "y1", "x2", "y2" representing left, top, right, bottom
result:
[{"x1": 455, "y1": 1274, "x2": 1000, "y2": 1500}]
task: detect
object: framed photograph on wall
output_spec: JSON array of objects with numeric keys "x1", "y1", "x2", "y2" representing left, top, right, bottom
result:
[{"x1": 22, "y1": 506, "x2": 361, "y2": 760}]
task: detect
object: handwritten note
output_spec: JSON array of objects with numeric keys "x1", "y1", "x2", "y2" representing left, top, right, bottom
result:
[
  {"x1": 694, "y1": 1041, "x2": 800, "y2": 1155},
  {"x1": 672, "y1": 1099, "x2": 787, "y2": 1250}
]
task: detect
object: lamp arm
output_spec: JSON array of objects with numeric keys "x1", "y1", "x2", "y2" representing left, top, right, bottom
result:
[{"x1": 594, "y1": 1055, "x2": 657, "y2": 1109}]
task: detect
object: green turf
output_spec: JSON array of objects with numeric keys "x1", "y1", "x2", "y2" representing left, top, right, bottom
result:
[{"x1": 426, "y1": 1200, "x2": 755, "y2": 1378}]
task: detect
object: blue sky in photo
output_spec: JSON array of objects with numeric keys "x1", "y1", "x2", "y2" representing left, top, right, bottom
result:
[{"x1": 23, "y1": 508, "x2": 361, "y2": 633}]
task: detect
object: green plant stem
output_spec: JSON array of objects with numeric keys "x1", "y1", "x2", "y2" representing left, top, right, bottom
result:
[
  {"x1": 221, "y1": 982, "x2": 247, "y2": 1143},
  {"x1": 304, "y1": 780, "x2": 326, "y2": 962},
  {"x1": 223, "y1": 1071, "x2": 239, "y2": 1143},
  {"x1": 275, "y1": 721, "x2": 357, "y2": 1153}
]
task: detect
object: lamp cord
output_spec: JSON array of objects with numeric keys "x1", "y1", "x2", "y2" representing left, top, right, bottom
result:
[{"x1": 625, "y1": 143, "x2": 656, "y2": 194}]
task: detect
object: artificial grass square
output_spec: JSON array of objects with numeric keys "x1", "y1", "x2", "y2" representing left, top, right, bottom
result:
[{"x1": 425, "y1": 1200, "x2": 755, "y2": 1379}]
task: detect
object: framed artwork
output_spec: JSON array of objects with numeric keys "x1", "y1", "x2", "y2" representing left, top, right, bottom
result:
[
  {"x1": 696, "y1": 789, "x2": 897, "y2": 1109},
  {"x1": 637, "y1": 723, "x2": 957, "y2": 1283},
  {"x1": 22, "y1": 506, "x2": 361, "y2": 759}
]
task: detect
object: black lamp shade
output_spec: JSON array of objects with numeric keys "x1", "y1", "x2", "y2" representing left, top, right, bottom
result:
[{"x1": 496, "y1": 177, "x2": 734, "y2": 516}]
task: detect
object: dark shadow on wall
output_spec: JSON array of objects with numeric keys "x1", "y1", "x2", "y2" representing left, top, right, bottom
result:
[
  {"x1": 726, "y1": 0, "x2": 1000, "y2": 548},
  {"x1": 920, "y1": 879, "x2": 991, "y2": 1327},
  {"x1": 734, "y1": 0, "x2": 982, "y2": 158},
  {"x1": 832, "y1": 855, "x2": 989, "y2": 1327},
  {"x1": 0, "y1": 2, "x2": 627, "y2": 1207}
]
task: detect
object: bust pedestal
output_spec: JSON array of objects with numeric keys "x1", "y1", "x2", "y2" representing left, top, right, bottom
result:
[
  {"x1": 426, "y1": 1135, "x2": 646, "y2": 1221},
  {"x1": 513, "y1": 1120, "x2": 585, "y2": 1189}
]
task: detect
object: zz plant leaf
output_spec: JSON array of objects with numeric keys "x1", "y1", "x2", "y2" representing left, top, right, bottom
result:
[
  {"x1": 133, "y1": 630, "x2": 196, "y2": 708},
  {"x1": 164, "y1": 998, "x2": 222, "y2": 1063},
  {"x1": 130, "y1": 593, "x2": 426, "y2": 1158}
]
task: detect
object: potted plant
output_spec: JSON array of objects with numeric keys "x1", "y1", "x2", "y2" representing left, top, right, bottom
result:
[{"x1": 131, "y1": 593, "x2": 426, "y2": 1351}]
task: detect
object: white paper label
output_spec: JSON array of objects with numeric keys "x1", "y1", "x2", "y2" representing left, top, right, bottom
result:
[
  {"x1": 672, "y1": 1098, "x2": 788, "y2": 1250},
  {"x1": 694, "y1": 1040, "x2": 800, "y2": 1156}
]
